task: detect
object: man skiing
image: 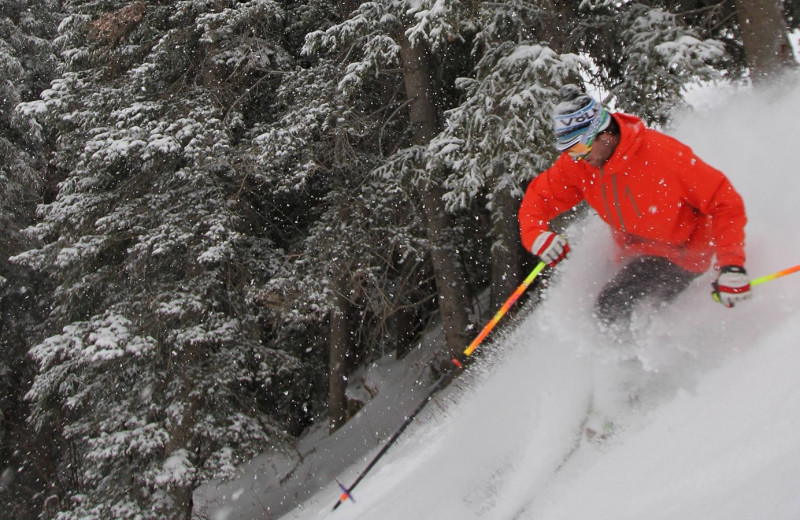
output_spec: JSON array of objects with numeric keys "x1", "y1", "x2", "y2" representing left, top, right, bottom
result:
[{"x1": 519, "y1": 84, "x2": 750, "y2": 334}]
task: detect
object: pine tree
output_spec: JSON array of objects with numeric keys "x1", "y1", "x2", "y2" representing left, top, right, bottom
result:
[
  {"x1": 663, "y1": 0, "x2": 799, "y2": 84},
  {"x1": 575, "y1": 2, "x2": 727, "y2": 123},
  {"x1": 12, "y1": 1, "x2": 317, "y2": 517},
  {"x1": 303, "y1": 0, "x2": 485, "y2": 362},
  {"x1": 244, "y1": 52, "x2": 439, "y2": 430},
  {"x1": 0, "y1": 2, "x2": 62, "y2": 518},
  {"x1": 0, "y1": 0, "x2": 60, "y2": 267}
]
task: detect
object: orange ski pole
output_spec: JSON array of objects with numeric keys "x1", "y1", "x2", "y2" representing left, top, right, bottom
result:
[
  {"x1": 460, "y1": 261, "x2": 547, "y2": 359},
  {"x1": 751, "y1": 263, "x2": 800, "y2": 287},
  {"x1": 331, "y1": 261, "x2": 547, "y2": 511}
]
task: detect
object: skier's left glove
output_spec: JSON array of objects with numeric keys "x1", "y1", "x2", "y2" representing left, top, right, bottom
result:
[{"x1": 712, "y1": 265, "x2": 751, "y2": 307}]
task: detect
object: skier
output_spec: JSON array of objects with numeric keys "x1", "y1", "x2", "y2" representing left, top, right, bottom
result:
[{"x1": 519, "y1": 84, "x2": 750, "y2": 335}]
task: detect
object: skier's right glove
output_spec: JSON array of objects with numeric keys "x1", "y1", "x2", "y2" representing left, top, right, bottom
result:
[
  {"x1": 531, "y1": 231, "x2": 570, "y2": 267},
  {"x1": 712, "y1": 265, "x2": 751, "y2": 307}
]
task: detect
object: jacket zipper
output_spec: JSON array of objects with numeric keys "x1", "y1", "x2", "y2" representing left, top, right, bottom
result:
[
  {"x1": 611, "y1": 174, "x2": 626, "y2": 232},
  {"x1": 625, "y1": 186, "x2": 642, "y2": 217},
  {"x1": 600, "y1": 169, "x2": 641, "y2": 232},
  {"x1": 600, "y1": 167, "x2": 615, "y2": 228}
]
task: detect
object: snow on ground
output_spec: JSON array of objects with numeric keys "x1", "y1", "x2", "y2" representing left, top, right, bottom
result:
[{"x1": 196, "y1": 75, "x2": 800, "y2": 520}]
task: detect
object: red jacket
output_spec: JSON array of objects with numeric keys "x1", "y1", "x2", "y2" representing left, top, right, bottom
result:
[{"x1": 519, "y1": 113, "x2": 746, "y2": 273}]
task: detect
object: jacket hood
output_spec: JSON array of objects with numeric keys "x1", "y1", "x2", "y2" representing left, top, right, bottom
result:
[{"x1": 610, "y1": 112, "x2": 646, "y2": 159}]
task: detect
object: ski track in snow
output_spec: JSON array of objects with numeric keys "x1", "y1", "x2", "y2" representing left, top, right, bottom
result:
[{"x1": 196, "y1": 78, "x2": 800, "y2": 520}]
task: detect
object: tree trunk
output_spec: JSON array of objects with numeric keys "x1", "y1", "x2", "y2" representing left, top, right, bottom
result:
[
  {"x1": 419, "y1": 186, "x2": 473, "y2": 358},
  {"x1": 489, "y1": 161, "x2": 524, "y2": 309},
  {"x1": 328, "y1": 273, "x2": 351, "y2": 433},
  {"x1": 164, "y1": 381, "x2": 200, "y2": 519},
  {"x1": 398, "y1": 31, "x2": 473, "y2": 359},
  {"x1": 734, "y1": 0, "x2": 798, "y2": 83},
  {"x1": 393, "y1": 304, "x2": 418, "y2": 359}
]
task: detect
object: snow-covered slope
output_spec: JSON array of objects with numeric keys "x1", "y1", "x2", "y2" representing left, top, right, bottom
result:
[{"x1": 197, "y1": 77, "x2": 800, "y2": 520}]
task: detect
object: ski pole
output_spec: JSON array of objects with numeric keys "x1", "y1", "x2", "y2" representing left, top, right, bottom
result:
[
  {"x1": 714, "y1": 262, "x2": 800, "y2": 302},
  {"x1": 331, "y1": 261, "x2": 547, "y2": 511},
  {"x1": 461, "y1": 261, "x2": 547, "y2": 357},
  {"x1": 750, "y1": 263, "x2": 800, "y2": 287}
]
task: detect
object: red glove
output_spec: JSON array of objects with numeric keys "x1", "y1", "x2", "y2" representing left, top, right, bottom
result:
[
  {"x1": 712, "y1": 265, "x2": 751, "y2": 307},
  {"x1": 531, "y1": 231, "x2": 570, "y2": 267}
]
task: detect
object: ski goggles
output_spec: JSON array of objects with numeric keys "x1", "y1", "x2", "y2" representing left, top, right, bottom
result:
[{"x1": 566, "y1": 140, "x2": 593, "y2": 161}]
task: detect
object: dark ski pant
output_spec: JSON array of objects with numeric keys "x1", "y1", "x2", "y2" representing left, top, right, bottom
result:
[{"x1": 594, "y1": 256, "x2": 701, "y2": 332}]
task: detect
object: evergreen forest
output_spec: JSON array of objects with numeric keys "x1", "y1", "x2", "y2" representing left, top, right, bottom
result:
[{"x1": 0, "y1": 0, "x2": 797, "y2": 518}]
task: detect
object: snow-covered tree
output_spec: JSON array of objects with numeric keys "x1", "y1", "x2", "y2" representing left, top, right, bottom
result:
[
  {"x1": 0, "y1": 0, "x2": 60, "y2": 271},
  {"x1": 13, "y1": 1, "x2": 318, "y2": 517},
  {"x1": 574, "y1": 2, "x2": 727, "y2": 123},
  {"x1": 244, "y1": 44, "x2": 440, "y2": 430},
  {"x1": 303, "y1": 0, "x2": 486, "y2": 361},
  {"x1": 0, "y1": 2, "x2": 62, "y2": 518}
]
